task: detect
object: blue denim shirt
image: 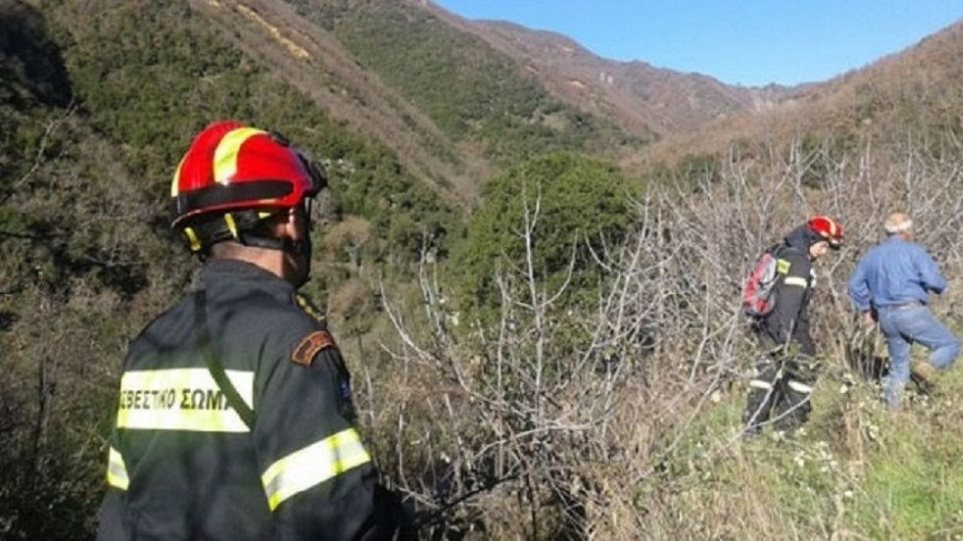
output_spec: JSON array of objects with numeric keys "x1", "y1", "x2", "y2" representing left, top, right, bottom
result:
[{"x1": 848, "y1": 237, "x2": 947, "y2": 312}]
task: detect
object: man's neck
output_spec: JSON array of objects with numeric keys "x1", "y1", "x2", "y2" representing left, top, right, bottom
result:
[{"x1": 210, "y1": 243, "x2": 286, "y2": 281}]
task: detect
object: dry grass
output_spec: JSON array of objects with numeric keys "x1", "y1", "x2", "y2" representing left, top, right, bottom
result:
[{"x1": 357, "y1": 128, "x2": 963, "y2": 539}]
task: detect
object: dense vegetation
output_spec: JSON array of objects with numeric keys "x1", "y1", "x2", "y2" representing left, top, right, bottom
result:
[
  {"x1": 454, "y1": 152, "x2": 635, "y2": 320},
  {"x1": 53, "y1": 0, "x2": 460, "y2": 267},
  {"x1": 285, "y1": 0, "x2": 640, "y2": 165},
  {"x1": 0, "y1": 0, "x2": 461, "y2": 537},
  {"x1": 370, "y1": 128, "x2": 963, "y2": 538}
]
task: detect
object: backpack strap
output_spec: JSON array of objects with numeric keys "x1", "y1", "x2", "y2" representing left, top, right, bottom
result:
[{"x1": 194, "y1": 290, "x2": 256, "y2": 430}]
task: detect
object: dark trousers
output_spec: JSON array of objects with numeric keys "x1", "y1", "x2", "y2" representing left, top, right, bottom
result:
[{"x1": 743, "y1": 353, "x2": 818, "y2": 434}]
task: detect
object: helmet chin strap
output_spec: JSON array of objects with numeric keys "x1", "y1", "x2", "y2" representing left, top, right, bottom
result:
[
  {"x1": 191, "y1": 209, "x2": 312, "y2": 285},
  {"x1": 238, "y1": 233, "x2": 312, "y2": 287},
  {"x1": 237, "y1": 232, "x2": 284, "y2": 251},
  {"x1": 287, "y1": 237, "x2": 312, "y2": 288}
]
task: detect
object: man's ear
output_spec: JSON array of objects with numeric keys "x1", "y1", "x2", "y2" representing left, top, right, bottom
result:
[
  {"x1": 256, "y1": 209, "x2": 295, "y2": 238},
  {"x1": 283, "y1": 206, "x2": 305, "y2": 239}
]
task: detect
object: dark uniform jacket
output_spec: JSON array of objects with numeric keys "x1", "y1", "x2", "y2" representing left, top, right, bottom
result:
[
  {"x1": 97, "y1": 259, "x2": 401, "y2": 540},
  {"x1": 756, "y1": 227, "x2": 817, "y2": 357}
]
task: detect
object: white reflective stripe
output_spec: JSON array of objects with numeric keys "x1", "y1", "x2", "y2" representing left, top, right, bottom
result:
[
  {"x1": 261, "y1": 428, "x2": 371, "y2": 511},
  {"x1": 787, "y1": 380, "x2": 814, "y2": 394},
  {"x1": 116, "y1": 369, "x2": 254, "y2": 433},
  {"x1": 784, "y1": 276, "x2": 808, "y2": 288},
  {"x1": 749, "y1": 380, "x2": 773, "y2": 390},
  {"x1": 107, "y1": 446, "x2": 130, "y2": 490}
]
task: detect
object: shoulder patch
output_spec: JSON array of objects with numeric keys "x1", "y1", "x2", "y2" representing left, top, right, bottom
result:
[{"x1": 291, "y1": 330, "x2": 338, "y2": 366}]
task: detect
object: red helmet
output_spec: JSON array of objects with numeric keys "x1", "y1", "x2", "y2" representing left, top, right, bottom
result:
[
  {"x1": 808, "y1": 215, "x2": 843, "y2": 250},
  {"x1": 171, "y1": 121, "x2": 323, "y2": 251}
]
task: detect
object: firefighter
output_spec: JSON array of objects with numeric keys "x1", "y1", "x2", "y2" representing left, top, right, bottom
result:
[
  {"x1": 742, "y1": 216, "x2": 843, "y2": 437},
  {"x1": 96, "y1": 121, "x2": 410, "y2": 539}
]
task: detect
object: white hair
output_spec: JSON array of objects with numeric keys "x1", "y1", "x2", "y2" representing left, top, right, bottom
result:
[{"x1": 884, "y1": 214, "x2": 912, "y2": 234}]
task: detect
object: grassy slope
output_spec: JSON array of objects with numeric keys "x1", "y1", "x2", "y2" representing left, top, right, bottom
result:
[
  {"x1": 658, "y1": 333, "x2": 963, "y2": 538},
  {"x1": 626, "y1": 27, "x2": 963, "y2": 536}
]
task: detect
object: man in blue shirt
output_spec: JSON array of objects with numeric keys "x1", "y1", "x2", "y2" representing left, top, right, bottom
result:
[{"x1": 848, "y1": 212, "x2": 960, "y2": 407}]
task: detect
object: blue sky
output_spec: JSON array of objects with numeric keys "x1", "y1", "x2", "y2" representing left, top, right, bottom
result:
[{"x1": 433, "y1": 1, "x2": 963, "y2": 87}]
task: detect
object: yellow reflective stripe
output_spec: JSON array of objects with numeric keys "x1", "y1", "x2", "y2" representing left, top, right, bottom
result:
[
  {"x1": 787, "y1": 381, "x2": 814, "y2": 394},
  {"x1": 223, "y1": 213, "x2": 238, "y2": 238},
  {"x1": 784, "y1": 276, "x2": 808, "y2": 288},
  {"x1": 183, "y1": 226, "x2": 202, "y2": 252},
  {"x1": 261, "y1": 428, "x2": 371, "y2": 511},
  {"x1": 107, "y1": 446, "x2": 130, "y2": 490},
  {"x1": 171, "y1": 154, "x2": 187, "y2": 197},
  {"x1": 116, "y1": 369, "x2": 254, "y2": 433},
  {"x1": 776, "y1": 259, "x2": 791, "y2": 275},
  {"x1": 213, "y1": 127, "x2": 265, "y2": 184},
  {"x1": 749, "y1": 379, "x2": 773, "y2": 390}
]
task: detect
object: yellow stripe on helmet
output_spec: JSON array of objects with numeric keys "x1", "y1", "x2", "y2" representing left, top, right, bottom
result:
[
  {"x1": 213, "y1": 127, "x2": 266, "y2": 185},
  {"x1": 171, "y1": 154, "x2": 187, "y2": 197}
]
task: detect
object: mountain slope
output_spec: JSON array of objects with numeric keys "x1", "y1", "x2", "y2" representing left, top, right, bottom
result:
[
  {"x1": 641, "y1": 19, "x2": 963, "y2": 167},
  {"x1": 280, "y1": 0, "x2": 643, "y2": 170},
  {"x1": 424, "y1": 4, "x2": 793, "y2": 139},
  {"x1": 192, "y1": 0, "x2": 483, "y2": 204}
]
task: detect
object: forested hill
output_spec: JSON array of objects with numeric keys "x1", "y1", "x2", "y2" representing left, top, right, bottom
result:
[
  {"x1": 0, "y1": 0, "x2": 640, "y2": 535},
  {"x1": 442, "y1": 16, "x2": 788, "y2": 137},
  {"x1": 195, "y1": 0, "x2": 654, "y2": 203},
  {"x1": 5, "y1": 0, "x2": 963, "y2": 538}
]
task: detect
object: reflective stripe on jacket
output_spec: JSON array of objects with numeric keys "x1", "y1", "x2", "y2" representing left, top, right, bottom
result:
[
  {"x1": 757, "y1": 245, "x2": 816, "y2": 356},
  {"x1": 97, "y1": 259, "x2": 390, "y2": 540}
]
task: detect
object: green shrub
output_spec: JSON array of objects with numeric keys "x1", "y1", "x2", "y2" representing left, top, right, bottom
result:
[{"x1": 453, "y1": 152, "x2": 634, "y2": 319}]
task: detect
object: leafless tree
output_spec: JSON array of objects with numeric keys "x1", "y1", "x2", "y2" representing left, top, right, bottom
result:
[{"x1": 368, "y1": 131, "x2": 963, "y2": 538}]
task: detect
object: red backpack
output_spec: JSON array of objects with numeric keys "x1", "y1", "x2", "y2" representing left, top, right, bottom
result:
[{"x1": 742, "y1": 246, "x2": 782, "y2": 318}]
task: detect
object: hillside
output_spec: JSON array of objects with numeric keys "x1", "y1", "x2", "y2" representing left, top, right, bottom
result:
[
  {"x1": 0, "y1": 0, "x2": 466, "y2": 535},
  {"x1": 444, "y1": 15, "x2": 789, "y2": 138},
  {"x1": 640, "y1": 19, "x2": 963, "y2": 168},
  {"x1": 193, "y1": 0, "x2": 482, "y2": 204},
  {"x1": 275, "y1": 0, "x2": 643, "y2": 195},
  {"x1": 5, "y1": 0, "x2": 963, "y2": 539}
]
